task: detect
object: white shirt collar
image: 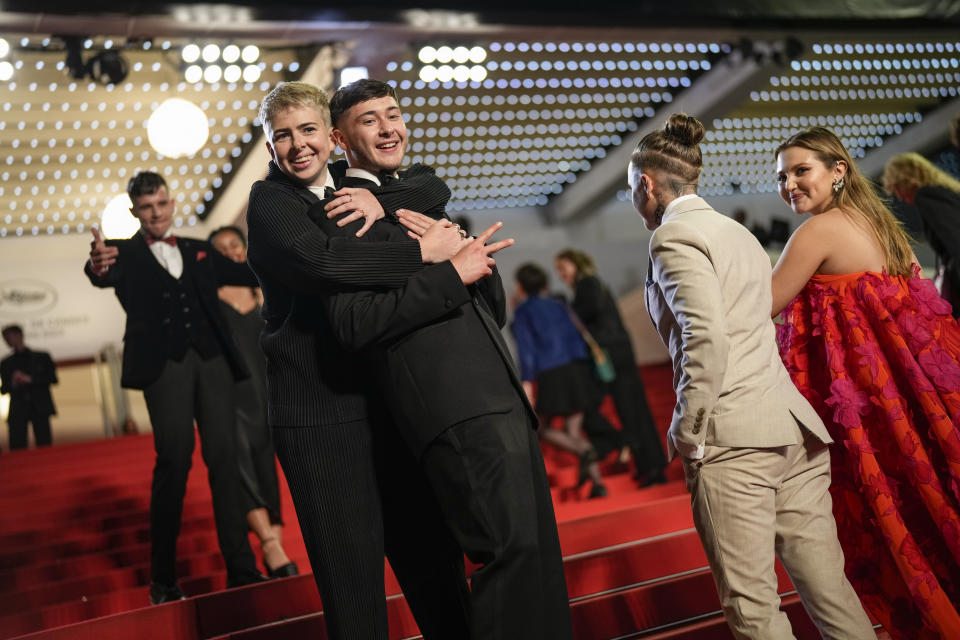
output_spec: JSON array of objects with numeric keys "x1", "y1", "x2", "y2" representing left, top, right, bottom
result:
[
  {"x1": 305, "y1": 170, "x2": 336, "y2": 198},
  {"x1": 661, "y1": 193, "x2": 699, "y2": 222},
  {"x1": 344, "y1": 167, "x2": 383, "y2": 186}
]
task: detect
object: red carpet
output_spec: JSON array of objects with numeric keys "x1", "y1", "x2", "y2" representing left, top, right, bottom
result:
[{"x1": 0, "y1": 364, "x2": 826, "y2": 639}]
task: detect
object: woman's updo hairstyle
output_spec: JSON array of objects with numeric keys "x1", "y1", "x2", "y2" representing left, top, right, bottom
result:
[{"x1": 630, "y1": 113, "x2": 705, "y2": 184}]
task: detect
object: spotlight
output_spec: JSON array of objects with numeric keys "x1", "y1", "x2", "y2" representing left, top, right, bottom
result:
[
  {"x1": 88, "y1": 50, "x2": 129, "y2": 84},
  {"x1": 62, "y1": 35, "x2": 86, "y2": 79},
  {"x1": 0, "y1": 38, "x2": 9, "y2": 58},
  {"x1": 59, "y1": 35, "x2": 129, "y2": 84}
]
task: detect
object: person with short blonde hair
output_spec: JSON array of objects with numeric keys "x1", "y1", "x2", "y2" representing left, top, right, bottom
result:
[
  {"x1": 258, "y1": 81, "x2": 331, "y2": 131},
  {"x1": 245, "y1": 81, "x2": 472, "y2": 640}
]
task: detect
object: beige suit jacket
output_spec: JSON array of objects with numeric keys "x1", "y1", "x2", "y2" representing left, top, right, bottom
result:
[{"x1": 644, "y1": 196, "x2": 830, "y2": 461}]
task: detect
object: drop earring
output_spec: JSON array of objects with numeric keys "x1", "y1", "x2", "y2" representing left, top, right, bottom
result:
[{"x1": 832, "y1": 177, "x2": 845, "y2": 193}]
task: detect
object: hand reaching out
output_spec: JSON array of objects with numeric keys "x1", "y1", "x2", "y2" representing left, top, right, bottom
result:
[
  {"x1": 324, "y1": 188, "x2": 385, "y2": 237},
  {"x1": 89, "y1": 227, "x2": 118, "y2": 276}
]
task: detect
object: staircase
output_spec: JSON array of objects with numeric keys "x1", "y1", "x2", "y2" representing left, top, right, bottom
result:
[{"x1": 0, "y1": 364, "x2": 826, "y2": 639}]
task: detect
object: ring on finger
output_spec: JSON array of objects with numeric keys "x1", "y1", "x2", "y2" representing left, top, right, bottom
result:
[{"x1": 348, "y1": 194, "x2": 352, "y2": 203}]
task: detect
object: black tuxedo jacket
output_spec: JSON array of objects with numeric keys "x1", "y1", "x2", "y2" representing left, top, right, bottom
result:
[
  {"x1": 245, "y1": 162, "x2": 443, "y2": 428},
  {"x1": 84, "y1": 234, "x2": 258, "y2": 389},
  {"x1": 0, "y1": 349, "x2": 58, "y2": 416},
  {"x1": 310, "y1": 175, "x2": 537, "y2": 458}
]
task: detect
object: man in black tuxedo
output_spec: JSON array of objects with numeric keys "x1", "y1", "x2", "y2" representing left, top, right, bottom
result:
[
  {"x1": 1, "y1": 324, "x2": 57, "y2": 449},
  {"x1": 85, "y1": 172, "x2": 265, "y2": 604},
  {"x1": 246, "y1": 81, "x2": 514, "y2": 639},
  {"x1": 309, "y1": 78, "x2": 573, "y2": 640}
]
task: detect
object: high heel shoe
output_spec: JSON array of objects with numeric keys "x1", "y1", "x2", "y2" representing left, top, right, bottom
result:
[
  {"x1": 577, "y1": 448, "x2": 600, "y2": 487},
  {"x1": 267, "y1": 562, "x2": 299, "y2": 578},
  {"x1": 588, "y1": 482, "x2": 608, "y2": 499}
]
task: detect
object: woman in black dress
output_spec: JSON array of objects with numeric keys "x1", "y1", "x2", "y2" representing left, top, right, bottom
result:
[
  {"x1": 512, "y1": 263, "x2": 607, "y2": 498},
  {"x1": 210, "y1": 226, "x2": 297, "y2": 577},
  {"x1": 554, "y1": 248, "x2": 667, "y2": 486},
  {"x1": 883, "y1": 152, "x2": 960, "y2": 318}
]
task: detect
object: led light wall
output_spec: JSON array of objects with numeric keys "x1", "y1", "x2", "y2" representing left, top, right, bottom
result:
[{"x1": 0, "y1": 36, "x2": 299, "y2": 239}]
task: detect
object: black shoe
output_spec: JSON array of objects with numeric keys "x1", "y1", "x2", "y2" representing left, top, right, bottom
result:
[
  {"x1": 577, "y1": 448, "x2": 600, "y2": 487},
  {"x1": 267, "y1": 562, "x2": 299, "y2": 578},
  {"x1": 588, "y1": 482, "x2": 608, "y2": 499},
  {"x1": 639, "y1": 468, "x2": 668, "y2": 488},
  {"x1": 226, "y1": 571, "x2": 270, "y2": 588},
  {"x1": 149, "y1": 582, "x2": 186, "y2": 605}
]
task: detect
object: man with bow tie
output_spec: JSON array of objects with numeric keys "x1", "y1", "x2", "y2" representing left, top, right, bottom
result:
[
  {"x1": 85, "y1": 172, "x2": 266, "y2": 605},
  {"x1": 307, "y1": 78, "x2": 573, "y2": 640}
]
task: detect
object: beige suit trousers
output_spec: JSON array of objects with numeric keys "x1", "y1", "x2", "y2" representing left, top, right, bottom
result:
[{"x1": 682, "y1": 427, "x2": 876, "y2": 640}]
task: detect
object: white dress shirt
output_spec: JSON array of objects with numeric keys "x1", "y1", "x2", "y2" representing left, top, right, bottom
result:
[
  {"x1": 306, "y1": 170, "x2": 337, "y2": 199},
  {"x1": 145, "y1": 230, "x2": 183, "y2": 279}
]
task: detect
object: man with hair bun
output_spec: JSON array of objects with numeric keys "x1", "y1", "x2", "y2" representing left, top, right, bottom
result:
[{"x1": 633, "y1": 113, "x2": 873, "y2": 639}]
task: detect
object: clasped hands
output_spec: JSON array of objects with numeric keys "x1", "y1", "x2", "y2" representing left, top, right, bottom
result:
[
  {"x1": 10, "y1": 369, "x2": 32, "y2": 387},
  {"x1": 324, "y1": 192, "x2": 513, "y2": 285},
  {"x1": 397, "y1": 209, "x2": 513, "y2": 285}
]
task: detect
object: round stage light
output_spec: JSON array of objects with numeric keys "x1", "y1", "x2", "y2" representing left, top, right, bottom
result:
[
  {"x1": 242, "y1": 64, "x2": 260, "y2": 82},
  {"x1": 223, "y1": 65, "x2": 242, "y2": 83},
  {"x1": 184, "y1": 65, "x2": 202, "y2": 83},
  {"x1": 241, "y1": 45, "x2": 259, "y2": 63},
  {"x1": 147, "y1": 98, "x2": 209, "y2": 158},
  {"x1": 222, "y1": 44, "x2": 240, "y2": 63},
  {"x1": 203, "y1": 65, "x2": 222, "y2": 83},
  {"x1": 0, "y1": 61, "x2": 13, "y2": 81},
  {"x1": 100, "y1": 194, "x2": 140, "y2": 239},
  {"x1": 201, "y1": 44, "x2": 220, "y2": 63},
  {"x1": 0, "y1": 38, "x2": 9, "y2": 58},
  {"x1": 418, "y1": 46, "x2": 437, "y2": 63},
  {"x1": 181, "y1": 44, "x2": 200, "y2": 63}
]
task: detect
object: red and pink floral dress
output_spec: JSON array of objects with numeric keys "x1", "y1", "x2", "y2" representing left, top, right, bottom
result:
[{"x1": 778, "y1": 269, "x2": 960, "y2": 640}]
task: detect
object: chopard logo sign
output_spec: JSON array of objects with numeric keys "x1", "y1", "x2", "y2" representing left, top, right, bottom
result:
[{"x1": 0, "y1": 279, "x2": 58, "y2": 315}]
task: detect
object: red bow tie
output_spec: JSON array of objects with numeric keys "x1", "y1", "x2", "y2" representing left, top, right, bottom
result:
[{"x1": 146, "y1": 235, "x2": 177, "y2": 247}]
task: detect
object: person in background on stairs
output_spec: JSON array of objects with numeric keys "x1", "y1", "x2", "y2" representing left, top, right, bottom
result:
[
  {"x1": 634, "y1": 113, "x2": 875, "y2": 640},
  {"x1": 1, "y1": 324, "x2": 57, "y2": 450},
  {"x1": 209, "y1": 226, "x2": 297, "y2": 579},
  {"x1": 882, "y1": 152, "x2": 960, "y2": 319},
  {"x1": 511, "y1": 262, "x2": 608, "y2": 498},
  {"x1": 554, "y1": 248, "x2": 668, "y2": 487},
  {"x1": 85, "y1": 172, "x2": 268, "y2": 605}
]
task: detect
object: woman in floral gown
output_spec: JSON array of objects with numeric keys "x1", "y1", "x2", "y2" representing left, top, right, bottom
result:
[{"x1": 772, "y1": 127, "x2": 960, "y2": 639}]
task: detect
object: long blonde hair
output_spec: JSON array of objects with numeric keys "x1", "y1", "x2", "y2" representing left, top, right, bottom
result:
[
  {"x1": 775, "y1": 127, "x2": 913, "y2": 277},
  {"x1": 882, "y1": 152, "x2": 960, "y2": 196}
]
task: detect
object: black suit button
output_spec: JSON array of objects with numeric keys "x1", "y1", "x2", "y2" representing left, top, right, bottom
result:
[
  {"x1": 180, "y1": 293, "x2": 186, "y2": 299},
  {"x1": 185, "y1": 322, "x2": 191, "y2": 328},
  {"x1": 444, "y1": 299, "x2": 452, "y2": 308},
  {"x1": 183, "y1": 307, "x2": 190, "y2": 312},
  {"x1": 163, "y1": 318, "x2": 171, "y2": 324}
]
